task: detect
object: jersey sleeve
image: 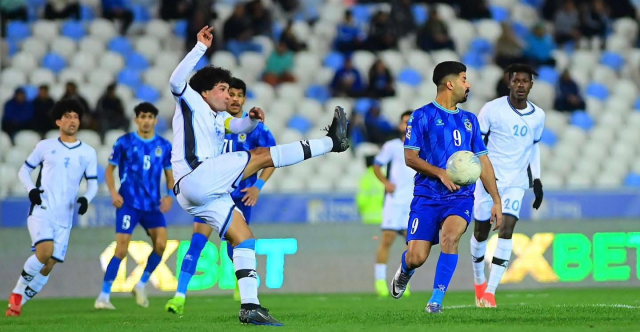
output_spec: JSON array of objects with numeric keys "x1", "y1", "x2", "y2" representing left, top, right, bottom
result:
[
  {"x1": 471, "y1": 115, "x2": 488, "y2": 156},
  {"x1": 84, "y1": 149, "x2": 98, "y2": 180},
  {"x1": 533, "y1": 112, "x2": 546, "y2": 143},
  {"x1": 108, "y1": 137, "x2": 123, "y2": 167},
  {"x1": 404, "y1": 109, "x2": 424, "y2": 151},
  {"x1": 24, "y1": 142, "x2": 45, "y2": 169},
  {"x1": 258, "y1": 124, "x2": 277, "y2": 148},
  {"x1": 374, "y1": 141, "x2": 393, "y2": 165},
  {"x1": 477, "y1": 102, "x2": 492, "y2": 135},
  {"x1": 163, "y1": 141, "x2": 172, "y2": 170}
]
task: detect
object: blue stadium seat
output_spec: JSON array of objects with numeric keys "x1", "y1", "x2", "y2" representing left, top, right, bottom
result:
[
  {"x1": 355, "y1": 98, "x2": 376, "y2": 115},
  {"x1": 7, "y1": 22, "x2": 31, "y2": 42},
  {"x1": 522, "y1": 0, "x2": 544, "y2": 8},
  {"x1": 600, "y1": 52, "x2": 625, "y2": 71},
  {"x1": 324, "y1": 52, "x2": 345, "y2": 71},
  {"x1": 126, "y1": 52, "x2": 150, "y2": 71},
  {"x1": 7, "y1": 41, "x2": 19, "y2": 57},
  {"x1": 412, "y1": 4, "x2": 428, "y2": 25},
  {"x1": 512, "y1": 22, "x2": 530, "y2": 40},
  {"x1": 469, "y1": 38, "x2": 492, "y2": 54},
  {"x1": 537, "y1": 66, "x2": 559, "y2": 85},
  {"x1": 398, "y1": 68, "x2": 422, "y2": 87},
  {"x1": 81, "y1": 5, "x2": 95, "y2": 21},
  {"x1": 108, "y1": 37, "x2": 133, "y2": 57},
  {"x1": 136, "y1": 85, "x2": 160, "y2": 103},
  {"x1": 118, "y1": 69, "x2": 142, "y2": 89},
  {"x1": 634, "y1": 97, "x2": 640, "y2": 110},
  {"x1": 24, "y1": 85, "x2": 38, "y2": 101},
  {"x1": 194, "y1": 56, "x2": 208, "y2": 71},
  {"x1": 539, "y1": 128, "x2": 558, "y2": 147},
  {"x1": 351, "y1": 5, "x2": 372, "y2": 24},
  {"x1": 624, "y1": 173, "x2": 640, "y2": 188},
  {"x1": 174, "y1": 20, "x2": 187, "y2": 37},
  {"x1": 462, "y1": 51, "x2": 485, "y2": 69},
  {"x1": 288, "y1": 115, "x2": 313, "y2": 134},
  {"x1": 586, "y1": 83, "x2": 609, "y2": 101},
  {"x1": 132, "y1": 4, "x2": 151, "y2": 23},
  {"x1": 41, "y1": 53, "x2": 67, "y2": 74},
  {"x1": 490, "y1": 6, "x2": 509, "y2": 22},
  {"x1": 570, "y1": 111, "x2": 594, "y2": 131},
  {"x1": 61, "y1": 21, "x2": 86, "y2": 41},
  {"x1": 272, "y1": 21, "x2": 284, "y2": 41},
  {"x1": 306, "y1": 85, "x2": 331, "y2": 104},
  {"x1": 246, "y1": 89, "x2": 256, "y2": 99}
]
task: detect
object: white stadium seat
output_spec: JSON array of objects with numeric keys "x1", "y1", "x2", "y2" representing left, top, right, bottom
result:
[
  {"x1": 11, "y1": 52, "x2": 38, "y2": 74},
  {"x1": 277, "y1": 83, "x2": 305, "y2": 104},
  {"x1": 70, "y1": 52, "x2": 97, "y2": 73},
  {"x1": 269, "y1": 100, "x2": 296, "y2": 120},
  {"x1": 155, "y1": 52, "x2": 181, "y2": 69},
  {"x1": 380, "y1": 50, "x2": 405, "y2": 75},
  {"x1": 30, "y1": 68, "x2": 56, "y2": 86},
  {"x1": 296, "y1": 99, "x2": 324, "y2": 124},
  {"x1": 58, "y1": 68, "x2": 85, "y2": 85},
  {"x1": 45, "y1": 129, "x2": 59, "y2": 140},
  {"x1": 351, "y1": 51, "x2": 376, "y2": 78},
  {"x1": 100, "y1": 52, "x2": 125, "y2": 74},
  {"x1": 105, "y1": 130, "x2": 126, "y2": 148},
  {"x1": 32, "y1": 20, "x2": 59, "y2": 40},
  {"x1": 5, "y1": 148, "x2": 31, "y2": 169},
  {"x1": 77, "y1": 130, "x2": 102, "y2": 148},
  {"x1": 88, "y1": 69, "x2": 115, "y2": 91},
  {"x1": 145, "y1": 19, "x2": 172, "y2": 40},
  {"x1": 314, "y1": 67, "x2": 335, "y2": 86},
  {"x1": 51, "y1": 37, "x2": 77, "y2": 60},
  {"x1": 134, "y1": 36, "x2": 161, "y2": 61},
  {"x1": 13, "y1": 131, "x2": 41, "y2": 151},
  {"x1": 251, "y1": 82, "x2": 275, "y2": 104},
  {"x1": 476, "y1": 19, "x2": 502, "y2": 43},
  {"x1": 211, "y1": 51, "x2": 237, "y2": 71},
  {"x1": 22, "y1": 37, "x2": 48, "y2": 61},
  {"x1": 79, "y1": 37, "x2": 106, "y2": 56},
  {"x1": 143, "y1": 67, "x2": 171, "y2": 91},
  {"x1": 239, "y1": 52, "x2": 266, "y2": 76},
  {"x1": 89, "y1": 19, "x2": 117, "y2": 41}
]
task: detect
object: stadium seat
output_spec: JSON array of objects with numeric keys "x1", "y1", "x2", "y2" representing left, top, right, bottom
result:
[
  {"x1": 602, "y1": 159, "x2": 629, "y2": 178},
  {"x1": 305, "y1": 85, "x2": 331, "y2": 104},
  {"x1": 87, "y1": 69, "x2": 115, "y2": 90},
  {"x1": 269, "y1": 99, "x2": 296, "y2": 120},
  {"x1": 134, "y1": 36, "x2": 161, "y2": 62},
  {"x1": 6, "y1": 21, "x2": 31, "y2": 42},
  {"x1": 70, "y1": 52, "x2": 97, "y2": 73},
  {"x1": 395, "y1": 83, "x2": 415, "y2": 101},
  {"x1": 611, "y1": 79, "x2": 638, "y2": 104},
  {"x1": 173, "y1": 20, "x2": 187, "y2": 38},
  {"x1": 571, "y1": 50, "x2": 599, "y2": 74},
  {"x1": 490, "y1": 6, "x2": 509, "y2": 22},
  {"x1": 126, "y1": 52, "x2": 150, "y2": 71},
  {"x1": 581, "y1": 144, "x2": 607, "y2": 161},
  {"x1": 99, "y1": 52, "x2": 125, "y2": 74},
  {"x1": 89, "y1": 19, "x2": 117, "y2": 41},
  {"x1": 594, "y1": 173, "x2": 623, "y2": 188},
  {"x1": 41, "y1": 53, "x2": 67, "y2": 74},
  {"x1": 145, "y1": 19, "x2": 172, "y2": 40},
  {"x1": 78, "y1": 37, "x2": 106, "y2": 56},
  {"x1": 104, "y1": 129, "x2": 126, "y2": 148},
  {"x1": 588, "y1": 126, "x2": 615, "y2": 145},
  {"x1": 448, "y1": 20, "x2": 475, "y2": 54},
  {"x1": 528, "y1": 81, "x2": 555, "y2": 110},
  {"x1": 118, "y1": 69, "x2": 142, "y2": 89},
  {"x1": 537, "y1": 66, "x2": 559, "y2": 85},
  {"x1": 136, "y1": 85, "x2": 161, "y2": 104},
  {"x1": 13, "y1": 131, "x2": 41, "y2": 151},
  {"x1": 50, "y1": 37, "x2": 78, "y2": 60},
  {"x1": 29, "y1": 68, "x2": 55, "y2": 86},
  {"x1": 239, "y1": 52, "x2": 266, "y2": 76},
  {"x1": 250, "y1": 82, "x2": 275, "y2": 104},
  {"x1": 585, "y1": 83, "x2": 609, "y2": 101},
  {"x1": 565, "y1": 173, "x2": 592, "y2": 188},
  {"x1": 476, "y1": 20, "x2": 502, "y2": 43},
  {"x1": 21, "y1": 37, "x2": 48, "y2": 61},
  {"x1": 354, "y1": 98, "x2": 376, "y2": 115},
  {"x1": 380, "y1": 50, "x2": 405, "y2": 75},
  {"x1": 58, "y1": 68, "x2": 85, "y2": 85},
  {"x1": 297, "y1": 98, "x2": 324, "y2": 122},
  {"x1": 142, "y1": 68, "x2": 170, "y2": 91},
  {"x1": 561, "y1": 125, "x2": 587, "y2": 144},
  {"x1": 462, "y1": 51, "x2": 485, "y2": 69},
  {"x1": 0, "y1": 132, "x2": 12, "y2": 152},
  {"x1": 599, "y1": 112, "x2": 623, "y2": 127},
  {"x1": 381, "y1": 98, "x2": 408, "y2": 122},
  {"x1": 325, "y1": 97, "x2": 352, "y2": 114},
  {"x1": 570, "y1": 111, "x2": 594, "y2": 131},
  {"x1": 312, "y1": 20, "x2": 337, "y2": 40},
  {"x1": 108, "y1": 37, "x2": 133, "y2": 57},
  {"x1": 574, "y1": 159, "x2": 600, "y2": 177},
  {"x1": 613, "y1": 17, "x2": 638, "y2": 43},
  {"x1": 155, "y1": 52, "x2": 180, "y2": 70},
  {"x1": 287, "y1": 115, "x2": 313, "y2": 134},
  {"x1": 606, "y1": 34, "x2": 630, "y2": 53},
  {"x1": 314, "y1": 67, "x2": 335, "y2": 86},
  {"x1": 323, "y1": 52, "x2": 345, "y2": 71},
  {"x1": 277, "y1": 83, "x2": 304, "y2": 104},
  {"x1": 77, "y1": 130, "x2": 101, "y2": 148},
  {"x1": 61, "y1": 21, "x2": 86, "y2": 41},
  {"x1": 12, "y1": 52, "x2": 38, "y2": 74},
  {"x1": 0, "y1": 68, "x2": 27, "y2": 90},
  {"x1": 351, "y1": 51, "x2": 376, "y2": 78},
  {"x1": 398, "y1": 68, "x2": 422, "y2": 87},
  {"x1": 33, "y1": 20, "x2": 59, "y2": 40},
  {"x1": 211, "y1": 51, "x2": 237, "y2": 71},
  {"x1": 412, "y1": 4, "x2": 429, "y2": 25}
]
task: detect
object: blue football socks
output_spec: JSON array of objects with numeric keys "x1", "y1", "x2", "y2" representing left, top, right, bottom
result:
[
  {"x1": 430, "y1": 253, "x2": 458, "y2": 305},
  {"x1": 176, "y1": 233, "x2": 207, "y2": 297}
]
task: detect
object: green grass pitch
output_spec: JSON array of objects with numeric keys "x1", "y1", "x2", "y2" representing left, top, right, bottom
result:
[{"x1": 2, "y1": 288, "x2": 640, "y2": 331}]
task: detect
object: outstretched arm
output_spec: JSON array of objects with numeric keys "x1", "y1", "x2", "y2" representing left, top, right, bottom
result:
[
  {"x1": 169, "y1": 26, "x2": 214, "y2": 96},
  {"x1": 225, "y1": 107, "x2": 265, "y2": 134}
]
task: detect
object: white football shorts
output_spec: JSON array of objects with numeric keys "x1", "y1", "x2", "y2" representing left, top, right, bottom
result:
[
  {"x1": 381, "y1": 202, "x2": 410, "y2": 232},
  {"x1": 473, "y1": 185, "x2": 526, "y2": 221},
  {"x1": 28, "y1": 215, "x2": 71, "y2": 262},
  {"x1": 175, "y1": 151, "x2": 249, "y2": 239}
]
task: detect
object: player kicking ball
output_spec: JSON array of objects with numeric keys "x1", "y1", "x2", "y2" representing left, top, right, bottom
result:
[
  {"x1": 390, "y1": 61, "x2": 503, "y2": 314},
  {"x1": 7, "y1": 99, "x2": 98, "y2": 316},
  {"x1": 164, "y1": 26, "x2": 348, "y2": 326},
  {"x1": 192, "y1": 77, "x2": 277, "y2": 301},
  {"x1": 470, "y1": 64, "x2": 545, "y2": 308},
  {"x1": 372, "y1": 111, "x2": 415, "y2": 298},
  {"x1": 95, "y1": 103, "x2": 174, "y2": 310}
]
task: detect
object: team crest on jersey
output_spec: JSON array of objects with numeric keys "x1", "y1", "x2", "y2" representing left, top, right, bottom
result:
[
  {"x1": 464, "y1": 119, "x2": 472, "y2": 132},
  {"x1": 239, "y1": 134, "x2": 247, "y2": 142},
  {"x1": 436, "y1": 119, "x2": 444, "y2": 126},
  {"x1": 155, "y1": 146, "x2": 163, "y2": 157},
  {"x1": 406, "y1": 126, "x2": 412, "y2": 139}
]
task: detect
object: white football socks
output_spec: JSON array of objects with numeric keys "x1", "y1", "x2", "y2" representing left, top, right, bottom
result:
[
  {"x1": 470, "y1": 235, "x2": 487, "y2": 285},
  {"x1": 13, "y1": 255, "x2": 45, "y2": 295},
  {"x1": 375, "y1": 263, "x2": 386, "y2": 281},
  {"x1": 269, "y1": 137, "x2": 333, "y2": 168},
  {"x1": 486, "y1": 238, "x2": 513, "y2": 294},
  {"x1": 23, "y1": 273, "x2": 50, "y2": 305},
  {"x1": 233, "y1": 248, "x2": 260, "y2": 305}
]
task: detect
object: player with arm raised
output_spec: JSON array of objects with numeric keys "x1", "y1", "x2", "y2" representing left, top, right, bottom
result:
[
  {"x1": 95, "y1": 102, "x2": 174, "y2": 310},
  {"x1": 164, "y1": 26, "x2": 348, "y2": 326},
  {"x1": 192, "y1": 77, "x2": 277, "y2": 301},
  {"x1": 372, "y1": 110, "x2": 415, "y2": 298},
  {"x1": 390, "y1": 62, "x2": 503, "y2": 314},
  {"x1": 470, "y1": 64, "x2": 545, "y2": 308},
  {"x1": 6, "y1": 99, "x2": 98, "y2": 317}
]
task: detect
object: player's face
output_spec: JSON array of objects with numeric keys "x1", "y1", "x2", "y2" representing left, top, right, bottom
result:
[
  {"x1": 56, "y1": 111, "x2": 80, "y2": 136},
  {"x1": 135, "y1": 112, "x2": 158, "y2": 134},
  {"x1": 202, "y1": 83, "x2": 230, "y2": 112},
  {"x1": 453, "y1": 72, "x2": 470, "y2": 104},
  {"x1": 509, "y1": 72, "x2": 533, "y2": 100},
  {"x1": 399, "y1": 114, "x2": 410, "y2": 134},
  {"x1": 227, "y1": 88, "x2": 246, "y2": 116}
]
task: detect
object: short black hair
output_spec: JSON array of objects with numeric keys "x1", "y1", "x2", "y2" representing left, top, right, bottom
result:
[
  {"x1": 401, "y1": 110, "x2": 413, "y2": 120},
  {"x1": 189, "y1": 66, "x2": 232, "y2": 94},
  {"x1": 50, "y1": 98, "x2": 85, "y2": 121},
  {"x1": 134, "y1": 102, "x2": 159, "y2": 117},
  {"x1": 230, "y1": 77, "x2": 247, "y2": 95},
  {"x1": 505, "y1": 64, "x2": 538, "y2": 80},
  {"x1": 432, "y1": 61, "x2": 467, "y2": 87}
]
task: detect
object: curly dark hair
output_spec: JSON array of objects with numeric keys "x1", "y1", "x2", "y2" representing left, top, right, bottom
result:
[
  {"x1": 189, "y1": 65, "x2": 232, "y2": 94},
  {"x1": 505, "y1": 64, "x2": 539, "y2": 80},
  {"x1": 134, "y1": 102, "x2": 159, "y2": 117},
  {"x1": 50, "y1": 98, "x2": 85, "y2": 121}
]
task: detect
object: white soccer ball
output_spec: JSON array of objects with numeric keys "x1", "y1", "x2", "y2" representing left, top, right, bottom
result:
[{"x1": 446, "y1": 151, "x2": 482, "y2": 186}]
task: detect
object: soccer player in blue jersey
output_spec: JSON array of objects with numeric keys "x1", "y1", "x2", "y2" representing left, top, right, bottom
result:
[
  {"x1": 95, "y1": 102, "x2": 175, "y2": 310},
  {"x1": 390, "y1": 61, "x2": 503, "y2": 313}
]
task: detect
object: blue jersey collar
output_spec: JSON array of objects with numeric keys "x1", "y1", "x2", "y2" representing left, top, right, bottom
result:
[
  {"x1": 432, "y1": 100, "x2": 459, "y2": 114},
  {"x1": 134, "y1": 131, "x2": 156, "y2": 143},
  {"x1": 507, "y1": 97, "x2": 535, "y2": 116}
]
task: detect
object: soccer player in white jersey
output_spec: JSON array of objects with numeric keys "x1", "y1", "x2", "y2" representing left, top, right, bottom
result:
[
  {"x1": 470, "y1": 64, "x2": 545, "y2": 308},
  {"x1": 6, "y1": 99, "x2": 98, "y2": 317},
  {"x1": 165, "y1": 26, "x2": 348, "y2": 326},
  {"x1": 372, "y1": 110, "x2": 416, "y2": 297}
]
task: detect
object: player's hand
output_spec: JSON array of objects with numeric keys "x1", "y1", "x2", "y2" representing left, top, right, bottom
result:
[
  {"x1": 248, "y1": 107, "x2": 265, "y2": 122},
  {"x1": 490, "y1": 203, "x2": 503, "y2": 231},
  {"x1": 532, "y1": 179, "x2": 543, "y2": 210},
  {"x1": 29, "y1": 188, "x2": 43, "y2": 205},
  {"x1": 437, "y1": 170, "x2": 460, "y2": 192},
  {"x1": 384, "y1": 182, "x2": 396, "y2": 194},
  {"x1": 197, "y1": 25, "x2": 214, "y2": 48},
  {"x1": 111, "y1": 192, "x2": 124, "y2": 208},
  {"x1": 77, "y1": 197, "x2": 88, "y2": 215},
  {"x1": 160, "y1": 196, "x2": 173, "y2": 213},
  {"x1": 241, "y1": 186, "x2": 260, "y2": 206}
]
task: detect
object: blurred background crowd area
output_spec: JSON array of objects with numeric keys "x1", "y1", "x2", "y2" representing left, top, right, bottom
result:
[{"x1": 1, "y1": 0, "x2": 640, "y2": 195}]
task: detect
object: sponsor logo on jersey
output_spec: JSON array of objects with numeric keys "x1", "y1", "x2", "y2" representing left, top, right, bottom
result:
[
  {"x1": 436, "y1": 119, "x2": 444, "y2": 126},
  {"x1": 239, "y1": 134, "x2": 247, "y2": 142},
  {"x1": 406, "y1": 126, "x2": 412, "y2": 139},
  {"x1": 464, "y1": 119, "x2": 472, "y2": 132},
  {"x1": 155, "y1": 146, "x2": 163, "y2": 157}
]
